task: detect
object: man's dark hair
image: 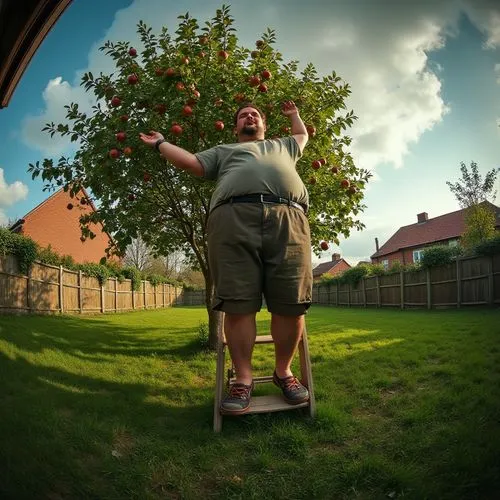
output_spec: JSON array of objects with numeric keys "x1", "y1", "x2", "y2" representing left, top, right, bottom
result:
[{"x1": 233, "y1": 102, "x2": 267, "y2": 127}]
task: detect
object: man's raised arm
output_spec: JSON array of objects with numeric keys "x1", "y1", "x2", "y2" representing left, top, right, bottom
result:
[
  {"x1": 139, "y1": 131, "x2": 204, "y2": 177},
  {"x1": 281, "y1": 100, "x2": 308, "y2": 153}
]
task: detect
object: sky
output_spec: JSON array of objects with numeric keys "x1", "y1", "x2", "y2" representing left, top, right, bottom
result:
[{"x1": 1, "y1": 0, "x2": 499, "y2": 266}]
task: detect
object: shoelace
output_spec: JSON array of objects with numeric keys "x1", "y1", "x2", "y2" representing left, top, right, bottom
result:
[
  {"x1": 282, "y1": 376, "x2": 301, "y2": 391},
  {"x1": 229, "y1": 384, "x2": 251, "y2": 399}
]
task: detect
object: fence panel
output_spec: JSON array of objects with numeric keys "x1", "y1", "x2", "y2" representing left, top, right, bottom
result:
[
  {"x1": 379, "y1": 273, "x2": 401, "y2": 307},
  {"x1": 403, "y1": 269, "x2": 427, "y2": 307}
]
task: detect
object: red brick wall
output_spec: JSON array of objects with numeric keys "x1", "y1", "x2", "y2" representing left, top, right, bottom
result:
[
  {"x1": 20, "y1": 189, "x2": 116, "y2": 264},
  {"x1": 313, "y1": 260, "x2": 351, "y2": 282}
]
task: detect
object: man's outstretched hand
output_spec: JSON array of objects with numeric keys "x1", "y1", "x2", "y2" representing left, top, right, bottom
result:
[
  {"x1": 281, "y1": 100, "x2": 299, "y2": 117},
  {"x1": 139, "y1": 131, "x2": 164, "y2": 148}
]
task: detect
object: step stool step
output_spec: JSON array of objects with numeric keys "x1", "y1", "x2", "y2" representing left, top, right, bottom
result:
[{"x1": 246, "y1": 394, "x2": 309, "y2": 414}]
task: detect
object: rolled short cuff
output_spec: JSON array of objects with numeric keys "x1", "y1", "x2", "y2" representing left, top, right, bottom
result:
[
  {"x1": 266, "y1": 301, "x2": 311, "y2": 316},
  {"x1": 212, "y1": 297, "x2": 262, "y2": 315}
]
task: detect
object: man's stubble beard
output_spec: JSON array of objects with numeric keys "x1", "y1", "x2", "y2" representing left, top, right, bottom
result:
[{"x1": 241, "y1": 125, "x2": 258, "y2": 137}]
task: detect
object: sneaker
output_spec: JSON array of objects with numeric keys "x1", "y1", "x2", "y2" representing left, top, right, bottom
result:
[
  {"x1": 220, "y1": 382, "x2": 254, "y2": 415},
  {"x1": 273, "y1": 371, "x2": 309, "y2": 405}
]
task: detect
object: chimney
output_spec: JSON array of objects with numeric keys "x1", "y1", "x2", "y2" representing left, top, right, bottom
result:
[
  {"x1": 417, "y1": 212, "x2": 428, "y2": 223},
  {"x1": 375, "y1": 237, "x2": 379, "y2": 252},
  {"x1": 332, "y1": 253, "x2": 341, "y2": 261}
]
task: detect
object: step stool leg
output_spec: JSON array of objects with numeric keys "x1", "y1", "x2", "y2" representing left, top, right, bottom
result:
[
  {"x1": 213, "y1": 341, "x2": 225, "y2": 432},
  {"x1": 298, "y1": 327, "x2": 316, "y2": 418}
]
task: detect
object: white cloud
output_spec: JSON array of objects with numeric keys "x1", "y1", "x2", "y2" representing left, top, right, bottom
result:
[
  {"x1": 0, "y1": 168, "x2": 28, "y2": 224},
  {"x1": 21, "y1": 77, "x2": 94, "y2": 155}
]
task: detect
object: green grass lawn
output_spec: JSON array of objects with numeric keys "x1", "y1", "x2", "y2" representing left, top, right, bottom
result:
[{"x1": 0, "y1": 306, "x2": 499, "y2": 499}]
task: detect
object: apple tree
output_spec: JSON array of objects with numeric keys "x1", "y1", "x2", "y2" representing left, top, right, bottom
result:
[{"x1": 29, "y1": 5, "x2": 371, "y2": 349}]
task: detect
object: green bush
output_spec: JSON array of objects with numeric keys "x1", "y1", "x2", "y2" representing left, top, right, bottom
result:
[
  {"x1": 78, "y1": 263, "x2": 111, "y2": 286},
  {"x1": 121, "y1": 266, "x2": 143, "y2": 291},
  {"x1": 473, "y1": 234, "x2": 500, "y2": 256},
  {"x1": 338, "y1": 265, "x2": 369, "y2": 285},
  {"x1": 0, "y1": 228, "x2": 38, "y2": 274},
  {"x1": 420, "y1": 245, "x2": 460, "y2": 268}
]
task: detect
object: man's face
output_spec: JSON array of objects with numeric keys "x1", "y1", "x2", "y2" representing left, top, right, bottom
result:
[{"x1": 235, "y1": 107, "x2": 266, "y2": 141}]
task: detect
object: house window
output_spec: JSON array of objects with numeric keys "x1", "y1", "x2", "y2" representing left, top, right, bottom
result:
[
  {"x1": 413, "y1": 249, "x2": 425, "y2": 263},
  {"x1": 381, "y1": 259, "x2": 389, "y2": 270}
]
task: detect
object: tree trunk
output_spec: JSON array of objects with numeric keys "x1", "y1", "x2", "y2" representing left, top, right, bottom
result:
[{"x1": 204, "y1": 279, "x2": 223, "y2": 350}]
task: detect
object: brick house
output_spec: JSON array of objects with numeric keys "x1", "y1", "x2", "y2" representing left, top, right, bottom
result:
[
  {"x1": 371, "y1": 202, "x2": 500, "y2": 268},
  {"x1": 312, "y1": 253, "x2": 351, "y2": 282},
  {"x1": 10, "y1": 187, "x2": 118, "y2": 264}
]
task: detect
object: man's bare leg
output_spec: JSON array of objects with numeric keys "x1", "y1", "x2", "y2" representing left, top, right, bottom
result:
[
  {"x1": 224, "y1": 313, "x2": 257, "y2": 385},
  {"x1": 270, "y1": 313, "x2": 304, "y2": 378}
]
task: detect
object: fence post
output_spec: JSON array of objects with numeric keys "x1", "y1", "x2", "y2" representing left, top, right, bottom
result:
[
  {"x1": 426, "y1": 268, "x2": 432, "y2": 310},
  {"x1": 400, "y1": 270, "x2": 404, "y2": 310},
  {"x1": 376, "y1": 275, "x2": 381, "y2": 308},
  {"x1": 143, "y1": 280, "x2": 147, "y2": 309},
  {"x1": 154, "y1": 284, "x2": 157, "y2": 308},
  {"x1": 78, "y1": 270, "x2": 83, "y2": 313},
  {"x1": 131, "y1": 279, "x2": 135, "y2": 310},
  {"x1": 487, "y1": 255, "x2": 494, "y2": 306},
  {"x1": 362, "y1": 277, "x2": 366, "y2": 307},
  {"x1": 59, "y1": 265, "x2": 64, "y2": 313},
  {"x1": 113, "y1": 277, "x2": 117, "y2": 312},
  {"x1": 100, "y1": 281, "x2": 105, "y2": 313},
  {"x1": 336, "y1": 282, "x2": 339, "y2": 306},
  {"x1": 347, "y1": 284, "x2": 351, "y2": 307},
  {"x1": 163, "y1": 283, "x2": 166, "y2": 308},
  {"x1": 27, "y1": 267, "x2": 32, "y2": 312},
  {"x1": 456, "y1": 258, "x2": 461, "y2": 308}
]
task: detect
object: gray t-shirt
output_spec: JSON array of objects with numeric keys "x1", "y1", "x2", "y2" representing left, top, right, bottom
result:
[{"x1": 195, "y1": 136, "x2": 309, "y2": 212}]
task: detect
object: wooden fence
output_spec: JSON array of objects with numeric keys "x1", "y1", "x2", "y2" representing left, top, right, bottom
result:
[
  {"x1": 0, "y1": 254, "x2": 185, "y2": 314},
  {"x1": 313, "y1": 254, "x2": 500, "y2": 309}
]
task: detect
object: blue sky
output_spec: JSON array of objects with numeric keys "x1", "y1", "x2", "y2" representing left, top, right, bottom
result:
[{"x1": 1, "y1": 0, "x2": 499, "y2": 265}]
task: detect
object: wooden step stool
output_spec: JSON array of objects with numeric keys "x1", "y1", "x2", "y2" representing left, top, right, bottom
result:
[{"x1": 213, "y1": 322, "x2": 316, "y2": 432}]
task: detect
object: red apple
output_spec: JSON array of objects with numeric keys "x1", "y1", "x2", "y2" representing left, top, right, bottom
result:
[
  {"x1": 214, "y1": 98, "x2": 223, "y2": 107},
  {"x1": 143, "y1": 172, "x2": 151, "y2": 182},
  {"x1": 171, "y1": 123, "x2": 183, "y2": 136},
  {"x1": 282, "y1": 126, "x2": 291, "y2": 134},
  {"x1": 123, "y1": 147, "x2": 133, "y2": 156},
  {"x1": 80, "y1": 236, "x2": 85, "y2": 242},
  {"x1": 214, "y1": 120, "x2": 224, "y2": 131},
  {"x1": 330, "y1": 166, "x2": 339, "y2": 174},
  {"x1": 348, "y1": 186, "x2": 357, "y2": 195},
  {"x1": 256, "y1": 39, "x2": 265, "y2": 48},
  {"x1": 258, "y1": 83, "x2": 268, "y2": 93},
  {"x1": 306, "y1": 125, "x2": 317, "y2": 137},
  {"x1": 182, "y1": 105, "x2": 193, "y2": 116},
  {"x1": 181, "y1": 56, "x2": 190, "y2": 65},
  {"x1": 155, "y1": 68, "x2": 164, "y2": 76},
  {"x1": 128, "y1": 47, "x2": 137, "y2": 57},
  {"x1": 309, "y1": 176, "x2": 317, "y2": 185},
  {"x1": 311, "y1": 160, "x2": 321, "y2": 170},
  {"x1": 176, "y1": 82, "x2": 185, "y2": 91},
  {"x1": 320, "y1": 241, "x2": 329, "y2": 251},
  {"x1": 109, "y1": 148, "x2": 120, "y2": 159},
  {"x1": 119, "y1": 114, "x2": 128, "y2": 122},
  {"x1": 155, "y1": 103, "x2": 167, "y2": 115},
  {"x1": 165, "y1": 67, "x2": 176, "y2": 77},
  {"x1": 249, "y1": 75, "x2": 261, "y2": 87},
  {"x1": 67, "y1": 203, "x2": 73, "y2": 210},
  {"x1": 251, "y1": 50, "x2": 259, "y2": 59},
  {"x1": 128, "y1": 193, "x2": 135, "y2": 201},
  {"x1": 234, "y1": 93, "x2": 245, "y2": 102},
  {"x1": 116, "y1": 132, "x2": 126, "y2": 142},
  {"x1": 341, "y1": 179, "x2": 350, "y2": 189},
  {"x1": 198, "y1": 51, "x2": 206, "y2": 58},
  {"x1": 127, "y1": 74, "x2": 139, "y2": 85},
  {"x1": 218, "y1": 50, "x2": 229, "y2": 60},
  {"x1": 110, "y1": 96, "x2": 121, "y2": 107},
  {"x1": 192, "y1": 89, "x2": 200, "y2": 99},
  {"x1": 319, "y1": 158, "x2": 327, "y2": 165},
  {"x1": 261, "y1": 69, "x2": 272, "y2": 80},
  {"x1": 199, "y1": 35, "x2": 209, "y2": 45}
]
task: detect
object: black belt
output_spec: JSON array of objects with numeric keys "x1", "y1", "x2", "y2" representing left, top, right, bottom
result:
[{"x1": 220, "y1": 194, "x2": 306, "y2": 213}]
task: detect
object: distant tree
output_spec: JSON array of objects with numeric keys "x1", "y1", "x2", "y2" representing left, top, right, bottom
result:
[
  {"x1": 461, "y1": 204, "x2": 498, "y2": 250},
  {"x1": 446, "y1": 161, "x2": 498, "y2": 208},
  {"x1": 123, "y1": 237, "x2": 153, "y2": 270}
]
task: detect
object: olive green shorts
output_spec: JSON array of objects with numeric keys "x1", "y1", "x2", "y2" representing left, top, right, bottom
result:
[{"x1": 207, "y1": 202, "x2": 313, "y2": 316}]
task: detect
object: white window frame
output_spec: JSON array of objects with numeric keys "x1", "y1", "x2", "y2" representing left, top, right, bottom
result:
[
  {"x1": 413, "y1": 249, "x2": 425, "y2": 263},
  {"x1": 381, "y1": 259, "x2": 389, "y2": 270}
]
